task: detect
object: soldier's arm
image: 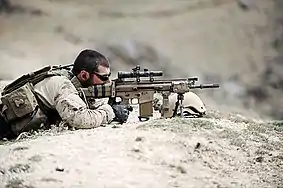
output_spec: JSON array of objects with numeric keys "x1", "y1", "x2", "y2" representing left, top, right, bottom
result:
[{"x1": 36, "y1": 76, "x2": 115, "y2": 129}]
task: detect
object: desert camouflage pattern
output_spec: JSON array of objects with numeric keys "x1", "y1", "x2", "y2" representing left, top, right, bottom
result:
[{"x1": 33, "y1": 75, "x2": 115, "y2": 129}]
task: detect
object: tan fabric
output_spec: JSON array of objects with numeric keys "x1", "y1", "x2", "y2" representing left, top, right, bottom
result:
[
  {"x1": 70, "y1": 76, "x2": 82, "y2": 89},
  {"x1": 33, "y1": 76, "x2": 115, "y2": 129}
]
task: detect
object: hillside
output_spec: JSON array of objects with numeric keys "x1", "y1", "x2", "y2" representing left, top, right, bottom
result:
[{"x1": 0, "y1": 110, "x2": 282, "y2": 188}]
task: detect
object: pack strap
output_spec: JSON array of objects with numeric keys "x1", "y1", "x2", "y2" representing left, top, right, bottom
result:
[
  {"x1": 2, "y1": 66, "x2": 53, "y2": 95},
  {"x1": 2, "y1": 64, "x2": 74, "y2": 96}
]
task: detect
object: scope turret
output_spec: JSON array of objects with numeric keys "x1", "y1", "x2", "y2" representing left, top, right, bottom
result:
[{"x1": 118, "y1": 65, "x2": 163, "y2": 80}]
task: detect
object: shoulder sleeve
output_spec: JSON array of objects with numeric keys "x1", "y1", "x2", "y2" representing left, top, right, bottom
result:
[{"x1": 36, "y1": 76, "x2": 115, "y2": 129}]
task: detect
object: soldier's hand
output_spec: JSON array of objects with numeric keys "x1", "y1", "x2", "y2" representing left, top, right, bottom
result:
[{"x1": 111, "y1": 104, "x2": 133, "y2": 124}]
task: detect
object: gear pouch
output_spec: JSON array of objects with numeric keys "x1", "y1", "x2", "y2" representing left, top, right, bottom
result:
[{"x1": 1, "y1": 83, "x2": 39, "y2": 134}]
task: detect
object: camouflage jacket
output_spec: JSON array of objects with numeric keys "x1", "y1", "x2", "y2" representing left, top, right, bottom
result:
[
  {"x1": 0, "y1": 66, "x2": 115, "y2": 135},
  {"x1": 33, "y1": 74, "x2": 115, "y2": 129}
]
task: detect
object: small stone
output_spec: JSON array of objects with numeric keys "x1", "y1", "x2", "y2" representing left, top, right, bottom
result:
[
  {"x1": 176, "y1": 166, "x2": 187, "y2": 174},
  {"x1": 0, "y1": 167, "x2": 5, "y2": 174},
  {"x1": 132, "y1": 147, "x2": 140, "y2": 153},
  {"x1": 255, "y1": 156, "x2": 264, "y2": 163},
  {"x1": 55, "y1": 167, "x2": 64, "y2": 172},
  {"x1": 194, "y1": 142, "x2": 201, "y2": 150},
  {"x1": 112, "y1": 125, "x2": 121, "y2": 129},
  {"x1": 237, "y1": 0, "x2": 254, "y2": 11},
  {"x1": 132, "y1": 148, "x2": 140, "y2": 153},
  {"x1": 135, "y1": 137, "x2": 144, "y2": 142}
]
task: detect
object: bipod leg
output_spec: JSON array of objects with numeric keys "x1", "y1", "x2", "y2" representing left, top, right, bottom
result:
[{"x1": 177, "y1": 93, "x2": 184, "y2": 118}]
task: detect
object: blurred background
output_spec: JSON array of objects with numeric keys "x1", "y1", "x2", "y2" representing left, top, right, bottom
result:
[{"x1": 0, "y1": 0, "x2": 282, "y2": 120}]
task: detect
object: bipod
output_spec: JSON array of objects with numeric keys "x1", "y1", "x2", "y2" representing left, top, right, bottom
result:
[
  {"x1": 177, "y1": 93, "x2": 184, "y2": 118},
  {"x1": 173, "y1": 93, "x2": 185, "y2": 118}
]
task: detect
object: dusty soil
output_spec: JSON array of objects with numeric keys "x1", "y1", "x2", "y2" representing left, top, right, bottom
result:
[{"x1": 0, "y1": 109, "x2": 283, "y2": 188}]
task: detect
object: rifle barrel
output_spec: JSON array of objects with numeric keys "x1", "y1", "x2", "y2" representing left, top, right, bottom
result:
[{"x1": 190, "y1": 84, "x2": 220, "y2": 89}]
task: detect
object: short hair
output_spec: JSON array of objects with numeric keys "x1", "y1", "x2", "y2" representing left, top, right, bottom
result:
[{"x1": 72, "y1": 49, "x2": 110, "y2": 76}]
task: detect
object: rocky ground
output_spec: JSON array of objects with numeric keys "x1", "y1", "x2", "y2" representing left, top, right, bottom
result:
[
  {"x1": 0, "y1": 109, "x2": 283, "y2": 188},
  {"x1": 0, "y1": 0, "x2": 283, "y2": 187}
]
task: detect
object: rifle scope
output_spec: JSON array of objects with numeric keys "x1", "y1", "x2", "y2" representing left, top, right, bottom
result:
[{"x1": 118, "y1": 71, "x2": 163, "y2": 79}]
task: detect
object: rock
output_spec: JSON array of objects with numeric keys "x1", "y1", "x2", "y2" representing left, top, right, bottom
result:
[
  {"x1": 132, "y1": 147, "x2": 141, "y2": 153},
  {"x1": 255, "y1": 156, "x2": 264, "y2": 163},
  {"x1": 135, "y1": 136, "x2": 144, "y2": 142},
  {"x1": 194, "y1": 142, "x2": 201, "y2": 150},
  {"x1": 176, "y1": 165, "x2": 187, "y2": 174},
  {"x1": 237, "y1": 0, "x2": 255, "y2": 11},
  {"x1": 0, "y1": 167, "x2": 5, "y2": 174},
  {"x1": 55, "y1": 166, "x2": 64, "y2": 172}
]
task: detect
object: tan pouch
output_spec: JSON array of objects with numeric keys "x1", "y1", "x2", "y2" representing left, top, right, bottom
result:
[{"x1": 1, "y1": 83, "x2": 39, "y2": 134}]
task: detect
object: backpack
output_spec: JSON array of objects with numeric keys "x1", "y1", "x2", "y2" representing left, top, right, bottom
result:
[{"x1": 0, "y1": 64, "x2": 73, "y2": 135}]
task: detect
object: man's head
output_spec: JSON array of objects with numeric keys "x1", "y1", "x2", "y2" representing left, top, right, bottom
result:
[{"x1": 72, "y1": 49, "x2": 111, "y2": 87}]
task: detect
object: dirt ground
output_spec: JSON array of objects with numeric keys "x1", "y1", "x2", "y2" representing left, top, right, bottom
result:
[
  {"x1": 0, "y1": 0, "x2": 283, "y2": 187},
  {"x1": 0, "y1": 109, "x2": 283, "y2": 188}
]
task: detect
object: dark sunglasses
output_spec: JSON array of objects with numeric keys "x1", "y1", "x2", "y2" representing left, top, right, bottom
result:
[{"x1": 93, "y1": 72, "x2": 111, "y2": 81}]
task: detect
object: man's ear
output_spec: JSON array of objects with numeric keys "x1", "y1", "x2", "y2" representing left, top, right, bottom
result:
[{"x1": 77, "y1": 70, "x2": 90, "y2": 82}]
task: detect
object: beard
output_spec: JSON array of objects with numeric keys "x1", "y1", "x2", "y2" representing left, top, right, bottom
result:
[{"x1": 80, "y1": 74, "x2": 94, "y2": 87}]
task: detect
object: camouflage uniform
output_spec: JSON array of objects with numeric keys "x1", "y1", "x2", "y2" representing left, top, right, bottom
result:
[
  {"x1": 33, "y1": 75, "x2": 115, "y2": 129},
  {"x1": 0, "y1": 66, "x2": 116, "y2": 138}
]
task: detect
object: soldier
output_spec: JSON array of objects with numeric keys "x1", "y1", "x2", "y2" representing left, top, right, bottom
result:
[{"x1": 0, "y1": 49, "x2": 131, "y2": 139}]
